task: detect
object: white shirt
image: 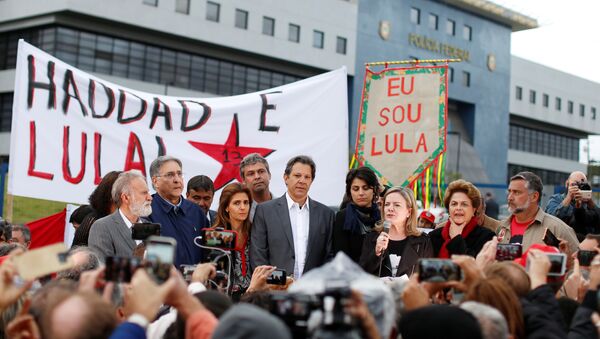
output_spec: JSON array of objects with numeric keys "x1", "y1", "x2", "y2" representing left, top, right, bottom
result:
[
  {"x1": 286, "y1": 192, "x2": 310, "y2": 279},
  {"x1": 118, "y1": 209, "x2": 141, "y2": 245}
]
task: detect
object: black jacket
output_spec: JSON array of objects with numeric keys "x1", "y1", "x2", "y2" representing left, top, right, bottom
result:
[
  {"x1": 359, "y1": 231, "x2": 433, "y2": 277},
  {"x1": 429, "y1": 224, "x2": 495, "y2": 258},
  {"x1": 521, "y1": 285, "x2": 567, "y2": 339},
  {"x1": 332, "y1": 208, "x2": 376, "y2": 263}
]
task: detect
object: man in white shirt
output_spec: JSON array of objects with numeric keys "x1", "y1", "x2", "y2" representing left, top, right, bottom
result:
[
  {"x1": 250, "y1": 155, "x2": 335, "y2": 279},
  {"x1": 89, "y1": 170, "x2": 152, "y2": 259}
]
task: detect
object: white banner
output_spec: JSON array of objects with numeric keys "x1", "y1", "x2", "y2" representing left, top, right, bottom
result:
[{"x1": 9, "y1": 40, "x2": 348, "y2": 207}]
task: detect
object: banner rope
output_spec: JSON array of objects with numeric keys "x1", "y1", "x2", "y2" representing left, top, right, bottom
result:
[{"x1": 365, "y1": 58, "x2": 462, "y2": 67}]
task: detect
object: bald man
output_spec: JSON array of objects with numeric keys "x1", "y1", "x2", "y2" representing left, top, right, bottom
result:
[{"x1": 545, "y1": 171, "x2": 600, "y2": 240}]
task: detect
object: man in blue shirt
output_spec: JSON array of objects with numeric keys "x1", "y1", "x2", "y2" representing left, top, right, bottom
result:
[
  {"x1": 545, "y1": 171, "x2": 600, "y2": 240},
  {"x1": 149, "y1": 156, "x2": 205, "y2": 267}
]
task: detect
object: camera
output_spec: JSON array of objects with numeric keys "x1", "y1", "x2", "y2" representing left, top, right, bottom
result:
[
  {"x1": 267, "y1": 268, "x2": 287, "y2": 285},
  {"x1": 269, "y1": 281, "x2": 361, "y2": 339},
  {"x1": 578, "y1": 182, "x2": 592, "y2": 200},
  {"x1": 131, "y1": 222, "x2": 161, "y2": 241},
  {"x1": 417, "y1": 259, "x2": 462, "y2": 282},
  {"x1": 496, "y1": 243, "x2": 522, "y2": 261},
  {"x1": 199, "y1": 228, "x2": 237, "y2": 250},
  {"x1": 105, "y1": 256, "x2": 143, "y2": 282}
]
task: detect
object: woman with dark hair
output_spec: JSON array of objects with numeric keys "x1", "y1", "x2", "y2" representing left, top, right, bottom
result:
[
  {"x1": 72, "y1": 171, "x2": 122, "y2": 247},
  {"x1": 332, "y1": 167, "x2": 381, "y2": 262},
  {"x1": 359, "y1": 186, "x2": 433, "y2": 277},
  {"x1": 211, "y1": 182, "x2": 252, "y2": 295},
  {"x1": 429, "y1": 179, "x2": 495, "y2": 258}
]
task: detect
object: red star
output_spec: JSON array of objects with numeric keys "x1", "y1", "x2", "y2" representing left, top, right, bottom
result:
[{"x1": 189, "y1": 115, "x2": 275, "y2": 190}]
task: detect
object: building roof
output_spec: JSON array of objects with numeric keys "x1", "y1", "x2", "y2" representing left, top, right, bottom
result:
[{"x1": 440, "y1": 0, "x2": 538, "y2": 32}]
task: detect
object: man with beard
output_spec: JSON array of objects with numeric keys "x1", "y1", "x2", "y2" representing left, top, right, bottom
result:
[
  {"x1": 89, "y1": 170, "x2": 153, "y2": 259},
  {"x1": 240, "y1": 153, "x2": 273, "y2": 220},
  {"x1": 496, "y1": 171, "x2": 579, "y2": 253},
  {"x1": 149, "y1": 156, "x2": 206, "y2": 266}
]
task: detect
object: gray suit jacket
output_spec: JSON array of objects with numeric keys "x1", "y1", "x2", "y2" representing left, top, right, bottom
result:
[
  {"x1": 88, "y1": 210, "x2": 136, "y2": 260},
  {"x1": 250, "y1": 195, "x2": 335, "y2": 275}
]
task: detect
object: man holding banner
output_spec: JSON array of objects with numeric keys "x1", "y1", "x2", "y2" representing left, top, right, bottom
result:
[{"x1": 149, "y1": 156, "x2": 206, "y2": 267}]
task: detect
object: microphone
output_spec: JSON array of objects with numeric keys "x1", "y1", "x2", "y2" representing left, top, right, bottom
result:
[{"x1": 378, "y1": 220, "x2": 392, "y2": 277}]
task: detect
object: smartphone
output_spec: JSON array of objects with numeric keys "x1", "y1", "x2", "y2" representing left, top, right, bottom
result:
[
  {"x1": 267, "y1": 268, "x2": 287, "y2": 285},
  {"x1": 577, "y1": 250, "x2": 598, "y2": 266},
  {"x1": 496, "y1": 243, "x2": 523, "y2": 261},
  {"x1": 580, "y1": 190, "x2": 593, "y2": 200},
  {"x1": 543, "y1": 228, "x2": 560, "y2": 248},
  {"x1": 546, "y1": 253, "x2": 567, "y2": 276},
  {"x1": 179, "y1": 264, "x2": 197, "y2": 282},
  {"x1": 146, "y1": 236, "x2": 177, "y2": 283},
  {"x1": 105, "y1": 256, "x2": 142, "y2": 282},
  {"x1": 417, "y1": 259, "x2": 462, "y2": 283},
  {"x1": 12, "y1": 243, "x2": 74, "y2": 280},
  {"x1": 200, "y1": 228, "x2": 237, "y2": 250},
  {"x1": 131, "y1": 222, "x2": 161, "y2": 240}
]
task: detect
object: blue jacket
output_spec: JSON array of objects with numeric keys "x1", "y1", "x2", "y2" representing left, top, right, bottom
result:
[{"x1": 149, "y1": 194, "x2": 205, "y2": 266}]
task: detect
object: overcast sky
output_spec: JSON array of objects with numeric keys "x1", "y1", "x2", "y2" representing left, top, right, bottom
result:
[{"x1": 497, "y1": 0, "x2": 600, "y2": 83}]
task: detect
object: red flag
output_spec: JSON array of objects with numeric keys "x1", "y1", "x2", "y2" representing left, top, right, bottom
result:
[{"x1": 25, "y1": 209, "x2": 67, "y2": 249}]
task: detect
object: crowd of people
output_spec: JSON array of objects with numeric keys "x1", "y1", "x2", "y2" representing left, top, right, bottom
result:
[{"x1": 1, "y1": 153, "x2": 600, "y2": 339}]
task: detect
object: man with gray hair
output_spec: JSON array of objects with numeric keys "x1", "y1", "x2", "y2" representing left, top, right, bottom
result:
[
  {"x1": 460, "y1": 301, "x2": 509, "y2": 339},
  {"x1": 496, "y1": 171, "x2": 578, "y2": 253},
  {"x1": 89, "y1": 170, "x2": 152, "y2": 259},
  {"x1": 8, "y1": 224, "x2": 31, "y2": 249},
  {"x1": 240, "y1": 153, "x2": 273, "y2": 220},
  {"x1": 149, "y1": 155, "x2": 206, "y2": 266},
  {"x1": 56, "y1": 246, "x2": 101, "y2": 281}
]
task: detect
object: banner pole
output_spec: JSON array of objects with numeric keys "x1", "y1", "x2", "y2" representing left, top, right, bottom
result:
[
  {"x1": 5, "y1": 193, "x2": 13, "y2": 223},
  {"x1": 365, "y1": 58, "x2": 461, "y2": 67}
]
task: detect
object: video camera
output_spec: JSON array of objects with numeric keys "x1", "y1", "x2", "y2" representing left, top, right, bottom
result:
[{"x1": 269, "y1": 281, "x2": 362, "y2": 339}]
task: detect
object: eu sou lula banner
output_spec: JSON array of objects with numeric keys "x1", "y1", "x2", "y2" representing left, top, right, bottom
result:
[{"x1": 354, "y1": 65, "x2": 447, "y2": 202}]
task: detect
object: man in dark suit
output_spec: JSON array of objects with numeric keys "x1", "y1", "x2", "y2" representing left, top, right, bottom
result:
[
  {"x1": 89, "y1": 170, "x2": 152, "y2": 260},
  {"x1": 250, "y1": 155, "x2": 335, "y2": 279}
]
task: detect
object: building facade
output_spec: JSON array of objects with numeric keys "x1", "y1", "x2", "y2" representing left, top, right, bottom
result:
[
  {"x1": 508, "y1": 55, "x2": 600, "y2": 186},
  {"x1": 352, "y1": 0, "x2": 536, "y2": 186},
  {"x1": 0, "y1": 0, "x2": 358, "y2": 157}
]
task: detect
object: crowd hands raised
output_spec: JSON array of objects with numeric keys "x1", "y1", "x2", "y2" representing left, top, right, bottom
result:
[{"x1": 2, "y1": 153, "x2": 600, "y2": 338}]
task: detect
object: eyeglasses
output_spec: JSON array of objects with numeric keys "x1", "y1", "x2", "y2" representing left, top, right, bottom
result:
[{"x1": 156, "y1": 171, "x2": 184, "y2": 180}]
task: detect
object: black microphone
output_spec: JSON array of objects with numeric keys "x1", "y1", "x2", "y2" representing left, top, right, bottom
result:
[{"x1": 378, "y1": 220, "x2": 392, "y2": 277}]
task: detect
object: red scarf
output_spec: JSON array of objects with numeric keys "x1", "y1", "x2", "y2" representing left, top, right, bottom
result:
[{"x1": 439, "y1": 217, "x2": 479, "y2": 258}]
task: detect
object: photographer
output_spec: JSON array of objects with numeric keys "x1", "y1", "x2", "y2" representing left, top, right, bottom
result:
[{"x1": 545, "y1": 171, "x2": 600, "y2": 240}]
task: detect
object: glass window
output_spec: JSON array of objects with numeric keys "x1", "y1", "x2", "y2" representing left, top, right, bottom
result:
[
  {"x1": 446, "y1": 19, "x2": 455, "y2": 36},
  {"x1": 235, "y1": 9, "x2": 248, "y2": 29},
  {"x1": 515, "y1": 86, "x2": 522, "y2": 100},
  {"x1": 288, "y1": 24, "x2": 300, "y2": 42},
  {"x1": 175, "y1": 0, "x2": 190, "y2": 14},
  {"x1": 449, "y1": 67, "x2": 454, "y2": 83},
  {"x1": 542, "y1": 93, "x2": 549, "y2": 107},
  {"x1": 206, "y1": 1, "x2": 220, "y2": 22},
  {"x1": 592, "y1": 107, "x2": 597, "y2": 120},
  {"x1": 463, "y1": 25, "x2": 472, "y2": 41},
  {"x1": 143, "y1": 0, "x2": 158, "y2": 6},
  {"x1": 568, "y1": 100, "x2": 574, "y2": 114},
  {"x1": 462, "y1": 71, "x2": 470, "y2": 87},
  {"x1": 336, "y1": 36, "x2": 347, "y2": 55},
  {"x1": 428, "y1": 14, "x2": 438, "y2": 30},
  {"x1": 410, "y1": 8, "x2": 420, "y2": 25},
  {"x1": 262, "y1": 16, "x2": 275, "y2": 36},
  {"x1": 580, "y1": 104, "x2": 585, "y2": 117},
  {"x1": 556, "y1": 97, "x2": 562, "y2": 111},
  {"x1": 529, "y1": 90, "x2": 536, "y2": 104},
  {"x1": 313, "y1": 30, "x2": 324, "y2": 49}
]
